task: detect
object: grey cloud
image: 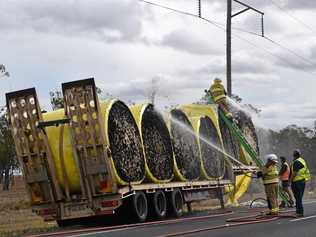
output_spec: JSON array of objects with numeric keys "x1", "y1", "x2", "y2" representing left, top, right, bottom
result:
[
  {"x1": 274, "y1": 44, "x2": 316, "y2": 71},
  {"x1": 160, "y1": 29, "x2": 222, "y2": 55},
  {"x1": 214, "y1": 0, "x2": 316, "y2": 9},
  {"x1": 0, "y1": 0, "x2": 145, "y2": 42},
  {"x1": 195, "y1": 55, "x2": 271, "y2": 76}
]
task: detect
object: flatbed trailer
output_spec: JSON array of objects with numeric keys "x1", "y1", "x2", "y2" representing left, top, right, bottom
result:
[
  {"x1": 5, "y1": 78, "x2": 255, "y2": 226},
  {"x1": 31, "y1": 179, "x2": 232, "y2": 225}
]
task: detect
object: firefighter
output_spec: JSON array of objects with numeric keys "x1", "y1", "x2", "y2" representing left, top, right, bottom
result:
[
  {"x1": 209, "y1": 78, "x2": 233, "y2": 118},
  {"x1": 258, "y1": 154, "x2": 279, "y2": 215},
  {"x1": 279, "y1": 156, "x2": 294, "y2": 208},
  {"x1": 291, "y1": 149, "x2": 311, "y2": 217}
]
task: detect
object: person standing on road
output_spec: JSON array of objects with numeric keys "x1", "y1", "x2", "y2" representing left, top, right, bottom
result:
[
  {"x1": 279, "y1": 156, "x2": 294, "y2": 208},
  {"x1": 260, "y1": 154, "x2": 280, "y2": 215},
  {"x1": 290, "y1": 149, "x2": 311, "y2": 217}
]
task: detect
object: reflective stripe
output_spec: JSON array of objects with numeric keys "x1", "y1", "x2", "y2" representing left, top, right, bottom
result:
[
  {"x1": 214, "y1": 94, "x2": 226, "y2": 102},
  {"x1": 292, "y1": 157, "x2": 311, "y2": 182},
  {"x1": 211, "y1": 88, "x2": 224, "y2": 92},
  {"x1": 263, "y1": 165, "x2": 279, "y2": 185},
  {"x1": 271, "y1": 207, "x2": 279, "y2": 214},
  {"x1": 280, "y1": 162, "x2": 290, "y2": 181}
]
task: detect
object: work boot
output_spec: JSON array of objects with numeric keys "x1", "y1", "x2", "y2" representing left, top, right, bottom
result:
[
  {"x1": 288, "y1": 200, "x2": 294, "y2": 208},
  {"x1": 279, "y1": 201, "x2": 285, "y2": 209},
  {"x1": 266, "y1": 211, "x2": 279, "y2": 216}
]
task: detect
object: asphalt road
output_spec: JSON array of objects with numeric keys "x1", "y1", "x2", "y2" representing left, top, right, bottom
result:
[{"x1": 52, "y1": 200, "x2": 316, "y2": 237}]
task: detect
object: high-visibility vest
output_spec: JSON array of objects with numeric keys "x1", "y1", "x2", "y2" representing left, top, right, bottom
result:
[
  {"x1": 280, "y1": 162, "x2": 290, "y2": 181},
  {"x1": 210, "y1": 83, "x2": 226, "y2": 102},
  {"x1": 292, "y1": 157, "x2": 311, "y2": 182},
  {"x1": 262, "y1": 165, "x2": 279, "y2": 185}
]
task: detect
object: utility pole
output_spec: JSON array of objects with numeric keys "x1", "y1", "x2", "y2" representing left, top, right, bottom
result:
[
  {"x1": 226, "y1": 0, "x2": 264, "y2": 97},
  {"x1": 226, "y1": 0, "x2": 232, "y2": 97}
]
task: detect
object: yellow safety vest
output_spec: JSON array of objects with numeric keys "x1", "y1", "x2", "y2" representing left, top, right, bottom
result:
[
  {"x1": 262, "y1": 165, "x2": 279, "y2": 185},
  {"x1": 292, "y1": 157, "x2": 311, "y2": 182},
  {"x1": 210, "y1": 83, "x2": 226, "y2": 102}
]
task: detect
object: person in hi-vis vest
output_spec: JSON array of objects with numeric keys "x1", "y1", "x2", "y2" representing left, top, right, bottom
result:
[
  {"x1": 279, "y1": 156, "x2": 294, "y2": 207},
  {"x1": 258, "y1": 154, "x2": 280, "y2": 215},
  {"x1": 209, "y1": 78, "x2": 233, "y2": 119},
  {"x1": 290, "y1": 149, "x2": 311, "y2": 217}
]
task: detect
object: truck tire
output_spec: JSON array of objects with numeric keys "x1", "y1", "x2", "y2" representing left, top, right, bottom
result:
[
  {"x1": 149, "y1": 190, "x2": 167, "y2": 220},
  {"x1": 131, "y1": 191, "x2": 148, "y2": 222},
  {"x1": 167, "y1": 189, "x2": 184, "y2": 218},
  {"x1": 56, "y1": 219, "x2": 72, "y2": 227}
]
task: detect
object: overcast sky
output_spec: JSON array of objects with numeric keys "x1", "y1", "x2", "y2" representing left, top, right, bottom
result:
[{"x1": 1, "y1": 0, "x2": 316, "y2": 130}]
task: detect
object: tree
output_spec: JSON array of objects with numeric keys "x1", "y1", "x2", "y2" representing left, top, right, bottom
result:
[
  {"x1": 50, "y1": 90, "x2": 64, "y2": 110},
  {"x1": 0, "y1": 64, "x2": 10, "y2": 79},
  {"x1": 50, "y1": 87, "x2": 103, "y2": 110},
  {"x1": 0, "y1": 108, "x2": 18, "y2": 190}
]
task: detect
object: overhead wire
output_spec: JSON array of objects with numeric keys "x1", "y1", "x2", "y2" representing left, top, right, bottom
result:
[
  {"x1": 229, "y1": 27, "x2": 316, "y2": 73},
  {"x1": 138, "y1": 0, "x2": 316, "y2": 77},
  {"x1": 268, "y1": 0, "x2": 316, "y2": 36}
]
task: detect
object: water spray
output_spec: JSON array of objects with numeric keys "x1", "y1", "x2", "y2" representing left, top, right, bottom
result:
[{"x1": 167, "y1": 113, "x2": 257, "y2": 174}]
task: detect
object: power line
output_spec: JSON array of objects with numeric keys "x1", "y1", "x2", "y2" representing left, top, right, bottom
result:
[
  {"x1": 268, "y1": 0, "x2": 316, "y2": 36},
  {"x1": 230, "y1": 27, "x2": 316, "y2": 70},
  {"x1": 139, "y1": 0, "x2": 224, "y2": 27},
  {"x1": 264, "y1": 36, "x2": 315, "y2": 68},
  {"x1": 138, "y1": 0, "x2": 316, "y2": 77}
]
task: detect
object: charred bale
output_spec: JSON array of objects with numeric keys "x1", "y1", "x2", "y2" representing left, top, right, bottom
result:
[
  {"x1": 141, "y1": 105, "x2": 174, "y2": 181},
  {"x1": 170, "y1": 109, "x2": 200, "y2": 180},
  {"x1": 218, "y1": 114, "x2": 241, "y2": 162},
  {"x1": 108, "y1": 101, "x2": 145, "y2": 183},
  {"x1": 235, "y1": 110, "x2": 259, "y2": 156},
  {"x1": 199, "y1": 117, "x2": 225, "y2": 178}
]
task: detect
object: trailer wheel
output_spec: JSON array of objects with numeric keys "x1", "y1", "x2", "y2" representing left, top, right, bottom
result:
[
  {"x1": 149, "y1": 190, "x2": 167, "y2": 220},
  {"x1": 56, "y1": 219, "x2": 72, "y2": 227},
  {"x1": 131, "y1": 191, "x2": 148, "y2": 222},
  {"x1": 167, "y1": 189, "x2": 184, "y2": 217}
]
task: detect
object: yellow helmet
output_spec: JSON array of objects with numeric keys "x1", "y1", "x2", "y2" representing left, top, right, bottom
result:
[{"x1": 214, "y1": 78, "x2": 222, "y2": 84}]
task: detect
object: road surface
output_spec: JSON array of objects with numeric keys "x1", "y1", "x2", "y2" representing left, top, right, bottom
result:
[{"x1": 33, "y1": 200, "x2": 316, "y2": 237}]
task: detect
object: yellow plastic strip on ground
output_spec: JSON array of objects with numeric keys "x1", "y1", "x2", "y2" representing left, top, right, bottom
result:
[
  {"x1": 129, "y1": 104, "x2": 173, "y2": 184},
  {"x1": 227, "y1": 173, "x2": 252, "y2": 206}
]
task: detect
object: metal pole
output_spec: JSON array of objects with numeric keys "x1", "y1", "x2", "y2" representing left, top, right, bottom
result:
[{"x1": 226, "y1": 0, "x2": 232, "y2": 97}]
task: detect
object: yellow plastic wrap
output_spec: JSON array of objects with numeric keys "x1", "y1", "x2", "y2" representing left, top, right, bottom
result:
[
  {"x1": 179, "y1": 104, "x2": 252, "y2": 204},
  {"x1": 178, "y1": 104, "x2": 228, "y2": 180},
  {"x1": 99, "y1": 100, "x2": 145, "y2": 186},
  {"x1": 167, "y1": 108, "x2": 200, "y2": 182},
  {"x1": 129, "y1": 104, "x2": 174, "y2": 183},
  {"x1": 43, "y1": 110, "x2": 81, "y2": 193},
  {"x1": 43, "y1": 100, "x2": 145, "y2": 194}
]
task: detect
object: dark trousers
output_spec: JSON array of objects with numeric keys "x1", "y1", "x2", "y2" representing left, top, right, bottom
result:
[{"x1": 291, "y1": 180, "x2": 305, "y2": 215}]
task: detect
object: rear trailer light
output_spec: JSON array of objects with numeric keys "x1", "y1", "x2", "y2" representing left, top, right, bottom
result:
[
  {"x1": 30, "y1": 184, "x2": 44, "y2": 203},
  {"x1": 37, "y1": 208, "x2": 57, "y2": 217},
  {"x1": 101, "y1": 200, "x2": 119, "y2": 208},
  {"x1": 99, "y1": 179, "x2": 113, "y2": 193}
]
